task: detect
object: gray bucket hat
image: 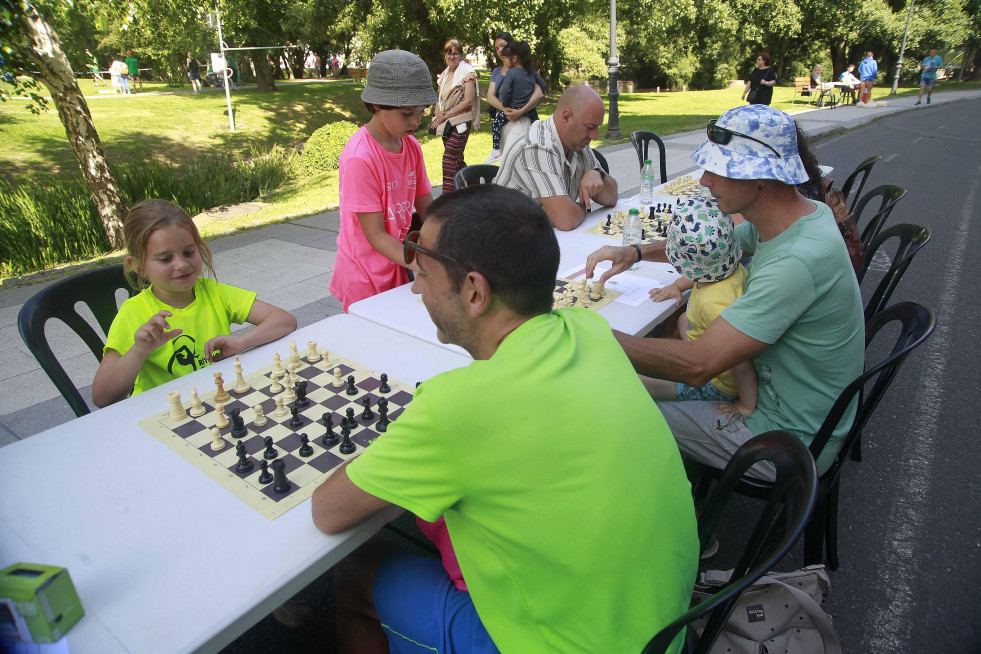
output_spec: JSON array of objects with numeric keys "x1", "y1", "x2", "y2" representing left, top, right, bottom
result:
[
  {"x1": 361, "y1": 50, "x2": 438, "y2": 107},
  {"x1": 690, "y1": 105, "x2": 808, "y2": 184}
]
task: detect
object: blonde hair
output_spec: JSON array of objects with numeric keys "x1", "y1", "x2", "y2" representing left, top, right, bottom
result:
[{"x1": 122, "y1": 199, "x2": 215, "y2": 290}]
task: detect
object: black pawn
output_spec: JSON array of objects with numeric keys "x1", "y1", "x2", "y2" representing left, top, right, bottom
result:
[
  {"x1": 289, "y1": 405, "x2": 303, "y2": 428},
  {"x1": 298, "y1": 433, "x2": 314, "y2": 457},
  {"x1": 294, "y1": 380, "x2": 310, "y2": 407},
  {"x1": 605, "y1": 214, "x2": 612, "y2": 227},
  {"x1": 345, "y1": 407, "x2": 357, "y2": 427},
  {"x1": 257, "y1": 460, "x2": 273, "y2": 484},
  {"x1": 323, "y1": 413, "x2": 339, "y2": 447},
  {"x1": 361, "y1": 395, "x2": 374, "y2": 420},
  {"x1": 271, "y1": 459, "x2": 291, "y2": 493},
  {"x1": 339, "y1": 427, "x2": 356, "y2": 454},
  {"x1": 377, "y1": 405, "x2": 389, "y2": 433},
  {"x1": 235, "y1": 441, "x2": 254, "y2": 474},
  {"x1": 229, "y1": 408, "x2": 247, "y2": 438},
  {"x1": 379, "y1": 373, "x2": 391, "y2": 394},
  {"x1": 346, "y1": 375, "x2": 358, "y2": 395},
  {"x1": 263, "y1": 435, "x2": 278, "y2": 459},
  {"x1": 640, "y1": 228, "x2": 645, "y2": 240}
]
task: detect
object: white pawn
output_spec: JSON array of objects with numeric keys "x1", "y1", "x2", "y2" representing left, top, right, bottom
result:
[
  {"x1": 253, "y1": 405, "x2": 268, "y2": 426},
  {"x1": 306, "y1": 340, "x2": 321, "y2": 363},
  {"x1": 332, "y1": 367, "x2": 344, "y2": 388},
  {"x1": 214, "y1": 402, "x2": 229, "y2": 428},
  {"x1": 271, "y1": 352, "x2": 285, "y2": 377},
  {"x1": 168, "y1": 391, "x2": 187, "y2": 421},
  {"x1": 233, "y1": 356, "x2": 251, "y2": 393},
  {"x1": 273, "y1": 394, "x2": 288, "y2": 417},
  {"x1": 210, "y1": 427, "x2": 225, "y2": 451},
  {"x1": 268, "y1": 372, "x2": 283, "y2": 394},
  {"x1": 188, "y1": 387, "x2": 206, "y2": 418}
]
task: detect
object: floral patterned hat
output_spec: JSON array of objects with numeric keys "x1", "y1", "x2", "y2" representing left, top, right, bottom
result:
[{"x1": 665, "y1": 196, "x2": 742, "y2": 283}]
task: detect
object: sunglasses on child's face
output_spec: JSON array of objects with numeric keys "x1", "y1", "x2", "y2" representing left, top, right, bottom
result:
[
  {"x1": 402, "y1": 231, "x2": 467, "y2": 269},
  {"x1": 706, "y1": 119, "x2": 782, "y2": 158}
]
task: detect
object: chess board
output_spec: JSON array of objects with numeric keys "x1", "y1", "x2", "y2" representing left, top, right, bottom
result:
[
  {"x1": 138, "y1": 348, "x2": 415, "y2": 520},
  {"x1": 655, "y1": 174, "x2": 709, "y2": 200},
  {"x1": 583, "y1": 208, "x2": 672, "y2": 243},
  {"x1": 553, "y1": 277, "x2": 621, "y2": 311}
]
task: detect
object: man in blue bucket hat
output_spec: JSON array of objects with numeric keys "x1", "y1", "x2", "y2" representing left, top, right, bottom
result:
[{"x1": 587, "y1": 104, "x2": 864, "y2": 478}]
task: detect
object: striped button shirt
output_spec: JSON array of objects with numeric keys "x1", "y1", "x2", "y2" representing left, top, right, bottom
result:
[{"x1": 494, "y1": 117, "x2": 598, "y2": 202}]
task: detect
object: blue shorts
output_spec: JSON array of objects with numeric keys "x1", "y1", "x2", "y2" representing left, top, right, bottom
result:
[
  {"x1": 373, "y1": 551, "x2": 500, "y2": 654},
  {"x1": 921, "y1": 77, "x2": 936, "y2": 88},
  {"x1": 676, "y1": 381, "x2": 737, "y2": 402}
]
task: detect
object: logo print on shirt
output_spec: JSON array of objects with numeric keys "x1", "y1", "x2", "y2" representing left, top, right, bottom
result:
[
  {"x1": 407, "y1": 171, "x2": 417, "y2": 190},
  {"x1": 387, "y1": 201, "x2": 413, "y2": 228},
  {"x1": 168, "y1": 334, "x2": 206, "y2": 375}
]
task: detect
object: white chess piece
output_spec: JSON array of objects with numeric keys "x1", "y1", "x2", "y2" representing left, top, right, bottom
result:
[
  {"x1": 232, "y1": 356, "x2": 251, "y2": 393},
  {"x1": 288, "y1": 340, "x2": 301, "y2": 370},
  {"x1": 282, "y1": 372, "x2": 297, "y2": 403},
  {"x1": 306, "y1": 340, "x2": 321, "y2": 363},
  {"x1": 269, "y1": 372, "x2": 283, "y2": 394},
  {"x1": 253, "y1": 405, "x2": 268, "y2": 426},
  {"x1": 214, "y1": 402, "x2": 229, "y2": 428},
  {"x1": 273, "y1": 394, "x2": 288, "y2": 417},
  {"x1": 271, "y1": 352, "x2": 285, "y2": 377},
  {"x1": 188, "y1": 387, "x2": 206, "y2": 418},
  {"x1": 214, "y1": 372, "x2": 230, "y2": 403},
  {"x1": 332, "y1": 367, "x2": 344, "y2": 387},
  {"x1": 168, "y1": 391, "x2": 187, "y2": 421},
  {"x1": 210, "y1": 427, "x2": 226, "y2": 451}
]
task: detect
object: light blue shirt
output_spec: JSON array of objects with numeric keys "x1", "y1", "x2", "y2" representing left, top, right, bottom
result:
[{"x1": 920, "y1": 55, "x2": 943, "y2": 79}]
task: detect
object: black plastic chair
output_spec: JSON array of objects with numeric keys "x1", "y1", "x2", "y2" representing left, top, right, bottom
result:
[
  {"x1": 690, "y1": 302, "x2": 935, "y2": 571},
  {"x1": 592, "y1": 149, "x2": 610, "y2": 174},
  {"x1": 858, "y1": 223, "x2": 931, "y2": 324},
  {"x1": 642, "y1": 432, "x2": 817, "y2": 654},
  {"x1": 630, "y1": 131, "x2": 668, "y2": 184},
  {"x1": 853, "y1": 185, "x2": 907, "y2": 251},
  {"x1": 453, "y1": 164, "x2": 498, "y2": 190},
  {"x1": 17, "y1": 265, "x2": 135, "y2": 417},
  {"x1": 840, "y1": 155, "x2": 880, "y2": 211}
]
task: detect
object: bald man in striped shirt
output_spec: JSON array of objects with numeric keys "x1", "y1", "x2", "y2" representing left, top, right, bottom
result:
[{"x1": 495, "y1": 85, "x2": 618, "y2": 231}]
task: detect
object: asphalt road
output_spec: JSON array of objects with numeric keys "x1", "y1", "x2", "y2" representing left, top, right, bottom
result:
[{"x1": 810, "y1": 97, "x2": 981, "y2": 652}]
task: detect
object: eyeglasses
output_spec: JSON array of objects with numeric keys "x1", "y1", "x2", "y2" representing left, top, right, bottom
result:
[
  {"x1": 445, "y1": 51, "x2": 462, "y2": 58},
  {"x1": 706, "y1": 119, "x2": 782, "y2": 158},
  {"x1": 403, "y1": 230, "x2": 467, "y2": 269}
]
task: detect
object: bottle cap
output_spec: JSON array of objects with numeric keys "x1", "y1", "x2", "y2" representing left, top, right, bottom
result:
[
  {"x1": 644, "y1": 159, "x2": 652, "y2": 164},
  {"x1": 628, "y1": 208, "x2": 639, "y2": 214}
]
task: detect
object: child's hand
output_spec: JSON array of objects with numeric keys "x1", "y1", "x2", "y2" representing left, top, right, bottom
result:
[
  {"x1": 203, "y1": 334, "x2": 246, "y2": 363},
  {"x1": 132, "y1": 310, "x2": 182, "y2": 354},
  {"x1": 715, "y1": 401, "x2": 754, "y2": 418},
  {"x1": 650, "y1": 283, "x2": 683, "y2": 306}
]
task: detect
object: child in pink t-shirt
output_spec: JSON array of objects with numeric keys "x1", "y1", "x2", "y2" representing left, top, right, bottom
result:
[{"x1": 329, "y1": 50, "x2": 440, "y2": 311}]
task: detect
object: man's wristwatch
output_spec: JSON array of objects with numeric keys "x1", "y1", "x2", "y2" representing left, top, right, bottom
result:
[{"x1": 594, "y1": 167, "x2": 606, "y2": 182}]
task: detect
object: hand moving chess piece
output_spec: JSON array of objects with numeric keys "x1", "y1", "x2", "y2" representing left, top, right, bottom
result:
[
  {"x1": 188, "y1": 387, "x2": 206, "y2": 418},
  {"x1": 168, "y1": 391, "x2": 187, "y2": 421},
  {"x1": 214, "y1": 372, "x2": 230, "y2": 403}
]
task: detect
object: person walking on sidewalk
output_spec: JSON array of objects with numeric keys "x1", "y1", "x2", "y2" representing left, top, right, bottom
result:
[
  {"x1": 916, "y1": 48, "x2": 943, "y2": 105},
  {"x1": 858, "y1": 51, "x2": 878, "y2": 104}
]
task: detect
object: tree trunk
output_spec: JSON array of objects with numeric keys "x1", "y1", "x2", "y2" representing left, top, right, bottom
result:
[
  {"x1": 251, "y1": 50, "x2": 277, "y2": 92},
  {"x1": 831, "y1": 38, "x2": 848, "y2": 78},
  {"x1": 21, "y1": 9, "x2": 126, "y2": 250}
]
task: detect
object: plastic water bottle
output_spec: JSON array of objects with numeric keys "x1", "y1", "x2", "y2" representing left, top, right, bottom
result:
[
  {"x1": 622, "y1": 208, "x2": 643, "y2": 247},
  {"x1": 639, "y1": 159, "x2": 656, "y2": 205}
]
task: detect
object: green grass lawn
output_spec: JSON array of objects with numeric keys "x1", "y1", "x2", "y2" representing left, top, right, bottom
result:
[{"x1": 1, "y1": 74, "x2": 975, "y2": 253}]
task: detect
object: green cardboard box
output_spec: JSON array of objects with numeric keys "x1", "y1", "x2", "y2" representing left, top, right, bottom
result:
[{"x1": 0, "y1": 563, "x2": 84, "y2": 644}]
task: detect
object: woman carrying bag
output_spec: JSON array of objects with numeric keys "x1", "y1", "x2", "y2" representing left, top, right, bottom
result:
[
  {"x1": 432, "y1": 39, "x2": 480, "y2": 193},
  {"x1": 742, "y1": 52, "x2": 777, "y2": 105}
]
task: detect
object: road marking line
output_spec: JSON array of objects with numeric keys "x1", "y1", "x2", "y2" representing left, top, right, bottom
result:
[
  {"x1": 884, "y1": 153, "x2": 898, "y2": 162},
  {"x1": 862, "y1": 163, "x2": 979, "y2": 653},
  {"x1": 912, "y1": 136, "x2": 922, "y2": 143},
  {"x1": 937, "y1": 125, "x2": 946, "y2": 130}
]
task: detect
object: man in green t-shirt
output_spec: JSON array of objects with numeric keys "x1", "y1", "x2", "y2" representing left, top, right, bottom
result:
[
  {"x1": 586, "y1": 105, "x2": 864, "y2": 478},
  {"x1": 312, "y1": 185, "x2": 697, "y2": 654},
  {"x1": 125, "y1": 49, "x2": 142, "y2": 92}
]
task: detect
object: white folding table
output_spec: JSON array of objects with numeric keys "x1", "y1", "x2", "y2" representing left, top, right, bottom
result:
[{"x1": 0, "y1": 315, "x2": 471, "y2": 654}]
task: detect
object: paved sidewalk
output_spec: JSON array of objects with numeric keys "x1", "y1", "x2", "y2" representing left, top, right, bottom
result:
[{"x1": 3, "y1": 88, "x2": 979, "y2": 445}]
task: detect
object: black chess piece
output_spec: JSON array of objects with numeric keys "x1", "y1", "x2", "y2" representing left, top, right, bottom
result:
[
  {"x1": 377, "y1": 405, "x2": 389, "y2": 433},
  {"x1": 229, "y1": 408, "x2": 247, "y2": 438},
  {"x1": 289, "y1": 405, "x2": 303, "y2": 428},
  {"x1": 235, "y1": 441, "x2": 254, "y2": 474},
  {"x1": 257, "y1": 460, "x2": 273, "y2": 484},
  {"x1": 263, "y1": 435, "x2": 278, "y2": 460},
  {"x1": 346, "y1": 375, "x2": 358, "y2": 395},
  {"x1": 361, "y1": 395, "x2": 374, "y2": 420},
  {"x1": 640, "y1": 228, "x2": 645, "y2": 240},
  {"x1": 379, "y1": 373, "x2": 391, "y2": 394},
  {"x1": 345, "y1": 407, "x2": 357, "y2": 426},
  {"x1": 298, "y1": 433, "x2": 314, "y2": 457},
  {"x1": 294, "y1": 380, "x2": 310, "y2": 407},
  {"x1": 339, "y1": 427, "x2": 356, "y2": 454},
  {"x1": 322, "y1": 413, "x2": 339, "y2": 447},
  {"x1": 605, "y1": 214, "x2": 612, "y2": 227},
  {"x1": 271, "y1": 459, "x2": 291, "y2": 493}
]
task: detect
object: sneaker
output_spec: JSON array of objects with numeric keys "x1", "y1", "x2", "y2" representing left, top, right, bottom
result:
[
  {"x1": 272, "y1": 596, "x2": 315, "y2": 628},
  {"x1": 700, "y1": 535, "x2": 720, "y2": 560},
  {"x1": 484, "y1": 149, "x2": 502, "y2": 164},
  {"x1": 927, "y1": 97, "x2": 931, "y2": 104},
  {"x1": 915, "y1": 100, "x2": 921, "y2": 105}
]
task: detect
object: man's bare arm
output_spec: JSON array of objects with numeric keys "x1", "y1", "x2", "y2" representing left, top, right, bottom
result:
[
  {"x1": 311, "y1": 461, "x2": 393, "y2": 535},
  {"x1": 539, "y1": 195, "x2": 588, "y2": 231}
]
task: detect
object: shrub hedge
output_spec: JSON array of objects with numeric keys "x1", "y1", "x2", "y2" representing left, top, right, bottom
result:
[{"x1": 301, "y1": 120, "x2": 359, "y2": 175}]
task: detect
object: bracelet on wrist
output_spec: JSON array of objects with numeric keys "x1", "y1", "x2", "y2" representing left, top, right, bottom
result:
[{"x1": 632, "y1": 244, "x2": 643, "y2": 264}]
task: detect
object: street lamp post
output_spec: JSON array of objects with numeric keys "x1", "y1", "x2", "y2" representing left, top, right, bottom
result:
[
  {"x1": 605, "y1": 0, "x2": 621, "y2": 139},
  {"x1": 891, "y1": 0, "x2": 915, "y2": 95}
]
